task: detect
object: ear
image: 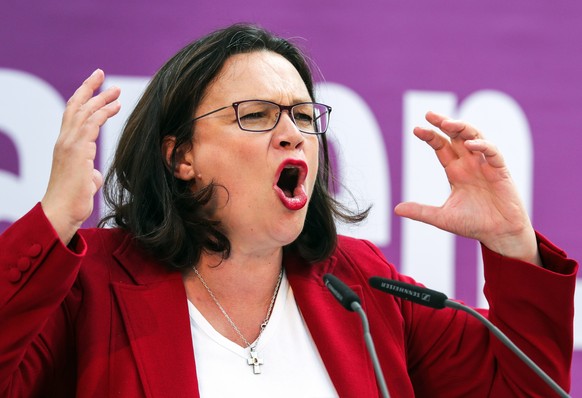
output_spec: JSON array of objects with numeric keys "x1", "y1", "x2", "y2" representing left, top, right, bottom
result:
[{"x1": 162, "y1": 136, "x2": 196, "y2": 181}]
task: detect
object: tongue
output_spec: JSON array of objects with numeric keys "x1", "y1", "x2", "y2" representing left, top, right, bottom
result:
[
  {"x1": 277, "y1": 170, "x2": 298, "y2": 198},
  {"x1": 275, "y1": 184, "x2": 307, "y2": 210}
]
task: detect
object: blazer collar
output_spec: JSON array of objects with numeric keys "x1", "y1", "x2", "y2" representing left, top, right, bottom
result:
[
  {"x1": 111, "y1": 232, "x2": 200, "y2": 397},
  {"x1": 112, "y1": 232, "x2": 178, "y2": 285},
  {"x1": 285, "y1": 252, "x2": 378, "y2": 397}
]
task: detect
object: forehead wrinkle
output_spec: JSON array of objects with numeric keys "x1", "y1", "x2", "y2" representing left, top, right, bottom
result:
[
  {"x1": 256, "y1": 54, "x2": 311, "y2": 103},
  {"x1": 205, "y1": 51, "x2": 311, "y2": 106}
]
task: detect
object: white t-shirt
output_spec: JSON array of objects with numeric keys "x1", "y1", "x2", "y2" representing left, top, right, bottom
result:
[{"x1": 187, "y1": 271, "x2": 338, "y2": 397}]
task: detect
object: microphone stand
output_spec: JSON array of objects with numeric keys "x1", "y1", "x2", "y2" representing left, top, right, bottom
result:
[
  {"x1": 324, "y1": 274, "x2": 390, "y2": 398},
  {"x1": 351, "y1": 301, "x2": 391, "y2": 398},
  {"x1": 369, "y1": 276, "x2": 571, "y2": 398},
  {"x1": 445, "y1": 299, "x2": 570, "y2": 398}
]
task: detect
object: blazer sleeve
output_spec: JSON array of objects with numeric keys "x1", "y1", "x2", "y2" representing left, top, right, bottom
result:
[
  {"x1": 0, "y1": 203, "x2": 86, "y2": 396},
  {"x1": 391, "y1": 232, "x2": 577, "y2": 397}
]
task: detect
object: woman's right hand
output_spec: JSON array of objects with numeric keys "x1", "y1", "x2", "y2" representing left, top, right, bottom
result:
[{"x1": 41, "y1": 69, "x2": 121, "y2": 245}]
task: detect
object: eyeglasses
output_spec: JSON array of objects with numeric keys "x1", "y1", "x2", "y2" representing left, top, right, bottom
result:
[{"x1": 192, "y1": 99, "x2": 332, "y2": 134}]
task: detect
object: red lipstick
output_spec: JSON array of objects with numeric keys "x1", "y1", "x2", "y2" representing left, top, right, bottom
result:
[{"x1": 273, "y1": 159, "x2": 308, "y2": 210}]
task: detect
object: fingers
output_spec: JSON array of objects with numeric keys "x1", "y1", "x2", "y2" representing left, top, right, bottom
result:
[
  {"x1": 464, "y1": 138, "x2": 506, "y2": 169},
  {"x1": 425, "y1": 111, "x2": 482, "y2": 160},
  {"x1": 426, "y1": 111, "x2": 508, "y2": 169},
  {"x1": 81, "y1": 99, "x2": 122, "y2": 140},
  {"x1": 74, "y1": 86, "x2": 121, "y2": 136},
  {"x1": 62, "y1": 69, "x2": 121, "y2": 136},
  {"x1": 415, "y1": 111, "x2": 502, "y2": 168},
  {"x1": 63, "y1": 69, "x2": 105, "y2": 122},
  {"x1": 413, "y1": 125, "x2": 457, "y2": 168},
  {"x1": 58, "y1": 69, "x2": 121, "y2": 155},
  {"x1": 426, "y1": 111, "x2": 483, "y2": 141}
]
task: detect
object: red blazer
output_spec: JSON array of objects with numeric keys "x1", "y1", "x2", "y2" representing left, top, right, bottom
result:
[{"x1": 0, "y1": 204, "x2": 577, "y2": 397}]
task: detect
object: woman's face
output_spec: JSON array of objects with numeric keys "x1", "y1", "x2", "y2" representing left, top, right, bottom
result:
[{"x1": 187, "y1": 51, "x2": 319, "y2": 253}]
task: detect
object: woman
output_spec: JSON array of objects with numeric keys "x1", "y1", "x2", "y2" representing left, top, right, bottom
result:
[{"x1": 0, "y1": 24, "x2": 576, "y2": 397}]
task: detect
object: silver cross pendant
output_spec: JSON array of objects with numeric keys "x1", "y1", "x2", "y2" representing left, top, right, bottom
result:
[{"x1": 247, "y1": 347, "x2": 264, "y2": 374}]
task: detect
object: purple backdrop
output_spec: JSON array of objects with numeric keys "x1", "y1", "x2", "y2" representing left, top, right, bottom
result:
[{"x1": 2, "y1": 1, "x2": 581, "y2": 395}]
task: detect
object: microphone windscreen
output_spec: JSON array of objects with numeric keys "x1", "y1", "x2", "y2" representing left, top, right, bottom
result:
[
  {"x1": 369, "y1": 276, "x2": 448, "y2": 309},
  {"x1": 323, "y1": 274, "x2": 361, "y2": 312}
]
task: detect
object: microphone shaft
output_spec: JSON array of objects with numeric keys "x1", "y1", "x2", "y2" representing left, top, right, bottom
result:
[
  {"x1": 352, "y1": 301, "x2": 390, "y2": 398},
  {"x1": 445, "y1": 299, "x2": 570, "y2": 398}
]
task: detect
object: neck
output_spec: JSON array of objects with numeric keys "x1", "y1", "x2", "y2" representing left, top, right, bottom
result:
[
  {"x1": 193, "y1": 247, "x2": 283, "y2": 298},
  {"x1": 184, "y1": 248, "x2": 283, "y2": 306},
  {"x1": 183, "y1": 248, "x2": 285, "y2": 347}
]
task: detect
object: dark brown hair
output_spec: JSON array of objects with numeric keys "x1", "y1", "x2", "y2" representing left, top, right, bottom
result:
[{"x1": 100, "y1": 23, "x2": 368, "y2": 270}]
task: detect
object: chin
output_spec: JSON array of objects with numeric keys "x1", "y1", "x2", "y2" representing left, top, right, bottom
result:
[{"x1": 271, "y1": 222, "x2": 304, "y2": 248}]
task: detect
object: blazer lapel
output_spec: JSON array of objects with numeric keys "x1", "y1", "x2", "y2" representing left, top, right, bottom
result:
[
  {"x1": 111, "y1": 235, "x2": 200, "y2": 398},
  {"x1": 286, "y1": 254, "x2": 378, "y2": 397}
]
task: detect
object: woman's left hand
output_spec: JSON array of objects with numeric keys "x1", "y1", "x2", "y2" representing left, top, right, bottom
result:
[{"x1": 395, "y1": 111, "x2": 542, "y2": 266}]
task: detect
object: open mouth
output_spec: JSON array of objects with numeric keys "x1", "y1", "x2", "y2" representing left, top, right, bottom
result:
[
  {"x1": 277, "y1": 166, "x2": 300, "y2": 198},
  {"x1": 274, "y1": 159, "x2": 308, "y2": 210}
]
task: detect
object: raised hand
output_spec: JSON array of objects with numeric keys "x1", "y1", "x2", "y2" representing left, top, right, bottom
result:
[
  {"x1": 41, "y1": 69, "x2": 121, "y2": 246},
  {"x1": 395, "y1": 111, "x2": 541, "y2": 266}
]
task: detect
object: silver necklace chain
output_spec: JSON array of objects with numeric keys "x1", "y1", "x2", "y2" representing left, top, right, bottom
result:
[{"x1": 193, "y1": 266, "x2": 283, "y2": 374}]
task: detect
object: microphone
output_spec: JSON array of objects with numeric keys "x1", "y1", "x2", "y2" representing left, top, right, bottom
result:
[
  {"x1": 323, "y1": 274, "x2": 390, "y2": 398},
  {"x1": 369, "y1": 277, "x2": 447, "y2": 309},
  {"x1": 323, "y1": 273, "x2": 361, "y2": 311},
  {"x1": 369, "y1": 276, "x2": 570, "y2": 398}
]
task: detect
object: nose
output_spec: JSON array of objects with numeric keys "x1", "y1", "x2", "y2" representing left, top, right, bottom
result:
[{"x1": 272, "y1": 111, "x2": 304, "y2": 150}]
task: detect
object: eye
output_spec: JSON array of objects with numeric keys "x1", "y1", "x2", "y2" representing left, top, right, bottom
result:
[
  {"x1": 238, "y1": 101, "x2": 274, "y2": 122},
  {"x1": 293, "y1": 104, "x2": 316, "y2": 129},
  {"x1": 293, "y1": 111, "x2": 314, "y2": 123},
  {"x1": 292, "y1": 103, "x2": 318, "y2": 127},
  {"x1": 240, "y1": 111, "x2": 268, "y2": 121}
]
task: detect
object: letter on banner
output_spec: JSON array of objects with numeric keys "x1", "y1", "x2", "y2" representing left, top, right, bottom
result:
[
  {"x1": 315, "y1": 82, "x2": 390, "y2": 245},
  {"x1": 402, "y1": 91, "x2": 457, "y2": 295},
  {"x1": 0, "y1": 69, "x2": 64, "y2": 223},
  {"x1": 457, "y1": 90, "x2": 533, "y2": 307}
]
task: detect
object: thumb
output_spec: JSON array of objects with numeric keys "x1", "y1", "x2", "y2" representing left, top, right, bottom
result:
[
  {"x1": 394, "y1": 202, "x2": 441, "y2": 225},
  {"x1": 92, "y1": 169, "x2": 104, "y2": 195}
]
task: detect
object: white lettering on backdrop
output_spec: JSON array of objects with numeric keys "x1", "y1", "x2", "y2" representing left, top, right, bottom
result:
[
  {"x1": 0, "y1": 69, "x2": 64, "y2": 222},
  {"x1": 2, "y1": 69, "x2": 580, "y2": 347}
]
